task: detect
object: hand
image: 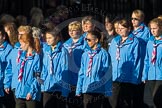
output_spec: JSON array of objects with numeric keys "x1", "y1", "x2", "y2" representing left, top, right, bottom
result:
[
  {"x1": 143, "y1": 80, "x2": 146, "y2": 84},
  {"x1": 5, "y1": 88, "x2": 10, "y2": 94},
  {"x1": 26, "y1": 93, "x2": 32, "y2": 100},
  {"x1": 76, "y1": 94, "x2": 81, "y2": 97}
]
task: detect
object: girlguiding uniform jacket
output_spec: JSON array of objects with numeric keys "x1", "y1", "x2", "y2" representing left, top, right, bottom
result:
[
  {"x1": 63, "y1": 35, "x2": 86, "y2": 86},
  {"x1": 142, "y1": 36, "x2": 162, "y2": 81},
  {"x1": 132, "y1": 23, "x2": 151, "y2": 43},
  {"x1": 76, "y1": 44, "x2": 112, "y2": 96},
  {"x1": 4, "y1": 48, "x2": 41, "y2": 101},
  {"x1": 109, "y1": 33, "x2": 141, "y2": 84},
  {"x1": 41, "y1": 41, "x2": 70, "y2": 97},
  {"x1": 0, "y1": 41, "x2": 12, "y2": 97}
]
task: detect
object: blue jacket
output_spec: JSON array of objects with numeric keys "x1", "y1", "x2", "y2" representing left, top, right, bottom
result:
[
  {"x1": 4, "y1": 48, "x2": 41, "y2": 101},
  {"x1": 132, "y1": 23, "x2": 151, "y2": 82},
  {"x1": 0, "y1": 41, "x2": 12, "y2": 97},
  {"x1": 132, "y1": 23, "x2": 151, "y2": 44},
  {"x1": 109, "y1": 33, "x2": 141, "y2": 84},
  {"x1": 142, "y1": 36, "x2": 162, "y2": 81},
  {"x1": 41, "y1": 42, "x2": 70, "y2": 97},
  {"x1": 64, "y1": 36, "x2": 86, "y2": 86},
  {"x1": 76, "y1": 44, "x2": 112, "y2": 96}
]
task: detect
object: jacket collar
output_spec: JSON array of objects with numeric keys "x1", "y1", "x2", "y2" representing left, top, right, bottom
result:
[
  {"x1": 86, "y1": 43, "x2": 101, "y2": 54},
  {"x1": 46, "y1": 41, "x2": 62, "y2": 55},
  {"x1": 150, "y1": 35, "x2": 162, "y2": 44},
  {"x1": 115, "y1": 33, "x2": 135, "y2": 46},
  {"x1": 0, "y1": 41, "x2": 8, "y2": 51},
  {"x1": 64, "y1": 35, "x2": 84, "y2": 47}
]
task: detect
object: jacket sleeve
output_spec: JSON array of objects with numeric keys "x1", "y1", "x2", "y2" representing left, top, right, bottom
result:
[
  {"x1": 103, "y1": 52, "x2": 112, "y2": 96},
  {"x1": 76, "y1": 54, "x2": 84, "y2": 95},
  {"x1": 3, "y1": 51, "x2": 12, "y2": 89},
  {"x1": 29, "y1": 55, "x2": 41, "y2": 98},
  {"x1": 132, "y1": 40, "x2": 142, "y2": 83},
  {"x1": 61, "y1": 50, "x2": 70, "y2": 97},
  {"x1": 142, "y1": 43, "x2": 149, "y2": 81}
]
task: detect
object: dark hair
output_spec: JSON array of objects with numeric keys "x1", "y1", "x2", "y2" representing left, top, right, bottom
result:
[
  {"x1": 88, "y1": 30, "x2": 101, "y2": 42},
  {"x1": 45, "y1": 27, "x2": 62, "y2": 42},
  {"x1": 0, "y1": 25, "x2": 10, "y2": 44}
]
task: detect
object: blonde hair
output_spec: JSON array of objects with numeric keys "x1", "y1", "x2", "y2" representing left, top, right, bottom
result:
[
  {"x1": 68, "y1": 21, "x2": 82, "y2": 31},
  {"x1": 18, "y1": 25, "x2": 32, "y2": 34},
  {"x1": 132, "y1": 9, "x2": 145, "y2": 21},
  {"x1": 157, "y1": 15, "x2": 162, "y2": 20},
  {"x1": 149, "y1": 18, "x2": 162, "y2": 28}
]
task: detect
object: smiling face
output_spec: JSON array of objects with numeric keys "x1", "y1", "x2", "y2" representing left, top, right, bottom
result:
[
  {"x1": 46, "y1": 33, "x2": 57, "y2": 46},
  {"x1": 82, "y1": 20, "x2": 95, "y2": 32},
  {"x1": 85, "y1": 32, "x2": 98, "y2": 50},
  {"x1": 68, "y1": 29, "x2": 81, "y2": 39}
]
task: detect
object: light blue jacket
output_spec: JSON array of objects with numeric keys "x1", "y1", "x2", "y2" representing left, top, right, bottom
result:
[
  {"x1": 76, "y1": 44, "x2": 112, "y2": 96},
  {"x1": 41, "y1": 41, "x2": 70, "y2": 97},
  {"x1": 142, "y1": 36, "x2": 162, "y2": 81},
  {"x1": 132, "y1": 23, "x2": 151, "y2": 44},
  {"x1": 0, "y1": 41, "x2": 12, "y2": 97},
  {"x1": 64, "y1": 36, "x2": 86, "y2": 86},
  {"x1": 4, "y1": 48, "x2": 41, "y2": 101},
  {"x1": 132, "y1": 23, "x2": 151, "y2": 82},
  {"x1": 109, "y1": 33, "x2": 141, "y2": 84}
]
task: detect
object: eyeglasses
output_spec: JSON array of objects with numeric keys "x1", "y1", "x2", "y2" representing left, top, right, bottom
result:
[
  {"x1": 131, "y1": 18, "x2": 139, "y2": 21},
  {"x1": 85, "y1": 38, "x2": 95, "y2": 42}
]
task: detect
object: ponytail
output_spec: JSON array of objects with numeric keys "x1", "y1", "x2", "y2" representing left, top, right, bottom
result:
[{"x1": 34, "y1": 37, "x2": 41, "y2": 54}]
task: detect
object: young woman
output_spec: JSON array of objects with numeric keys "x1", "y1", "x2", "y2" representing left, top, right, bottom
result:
[
  {"x1": 64, "y1": 21, "x2": 85, "y2": 108},
  {"x1": 4, "y1": 22, "x2": 18, "y2": 47},
  {"x1": 4, "y1": 30, "x2": 42, "y2": 108},
  {"x1": 0, "y1": 25, "x2": 13, "y2": 108},
  {"x1": 142, "y1": 18, "x2": 162, "y2": 108},
  {"x1": 41, "y1": 28, "x2": 69, "y2": 108},
  {"x1": 131, "y1": 9, "x2": 151, "y2": 107},
  {"x1": 76, "y1": 30, "x2": 112, "y2": 108},
  {"x1": 109, "y1": 19, "x2": 141, "y2": 108}
]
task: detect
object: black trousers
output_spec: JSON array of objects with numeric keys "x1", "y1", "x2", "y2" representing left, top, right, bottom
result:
[
  {"x1": 147, "y1": 80, "x2": 162, "y2": 108},
  {"x1": 102, "y1": 96, "x2": 112, "y2": 108},
  {"x1": 42, "y1": 92, "x2": 66, "y2": 108},
  {"x1": 83, "y1": 93, "x2": 104, "y2": 108},
  {"x1": 0, "y1": 90, "x2": 15, "y2": 108},
  {"x1": 109, "y1": 82, "x2": 144, "y2": 108},
  {"x1": 15, "y1": 98, "x2": 38, "y2": 108},
  {"x1": 0, "y1": 96, "x2": 7, "y2": 108},
  {"x1": 67, "y1": 90, "x2": 83, "y2": 108}
]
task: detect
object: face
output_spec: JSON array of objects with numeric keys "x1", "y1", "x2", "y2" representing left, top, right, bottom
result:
[
  {"x1": 4, "y1": 27, "x2": 11, "y2": 37},
  {"x1": 18, "y1": 31, "x2": 25, "y2": 39},
  {"x1": 85, "y1": 33, "x2": 98, "y2": 49},
  {"x1": 150, "y1": 23, "x2": 161, "y2": 37},
  {"x1": 46, "y1": 33, "x2": 57, "y2": 46},
  {"x1": 68, "y1": 29, "x2": 81, "y2": 39},
  {"x1": 83, "y1": 21, "x2": 94, "y2": 32},
  {"x1": 19, "y1": 40, "x2": 29, "y2": 51},
  {"x1": 114, "y1": 23, "x2": 119, "y2": 34},
  {"x1": 118, "y1": 24, "x2": 129, "y2": 37},
  {"x1": 131, "y1": 13, "x2": 142, "y2": 28},
  {"x1": 0, "y1": 32, "x2": 5, "y2": 45},
  {"x1": 105, "y1": 18, "x2": 113, "y2": 31}
]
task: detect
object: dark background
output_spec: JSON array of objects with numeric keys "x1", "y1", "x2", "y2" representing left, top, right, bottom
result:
[{"x1": 0, "y1": 0, "x2": 162, "y2": 24}]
